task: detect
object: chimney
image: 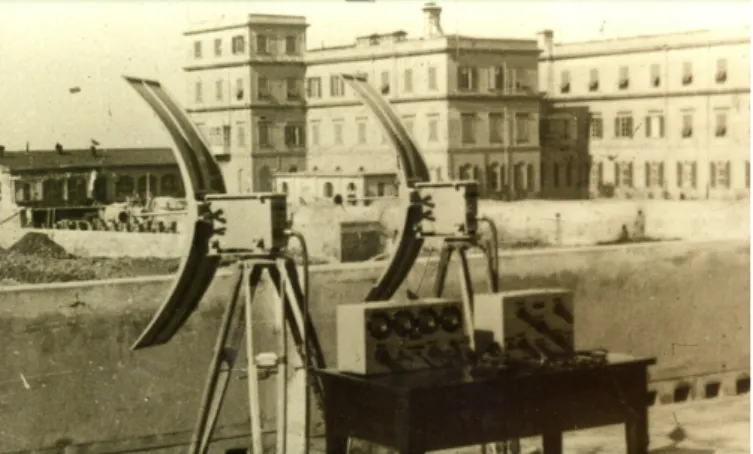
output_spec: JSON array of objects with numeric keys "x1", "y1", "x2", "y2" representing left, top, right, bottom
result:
[
  {"x1": 90, "y1": 145, "x2": 98, "y2": 158},
  {"x1": 537, "y1": 29, "x2": 554, "y2": 57},
  {"x1": 422, "y1": 2, "x2": 444, "y2": 39},
  {"x1": 55, "y1": 143, "x2": 64, "y2": 154}
]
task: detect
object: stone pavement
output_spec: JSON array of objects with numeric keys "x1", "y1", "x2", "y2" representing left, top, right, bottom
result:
[{"x1": 312, "y1": 395, "x2": 749, "y2": 454}]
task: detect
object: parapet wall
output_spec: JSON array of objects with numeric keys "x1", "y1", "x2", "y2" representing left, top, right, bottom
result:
[{"x1": 0, "y1": 239, "x2": 748, "y2": 453}]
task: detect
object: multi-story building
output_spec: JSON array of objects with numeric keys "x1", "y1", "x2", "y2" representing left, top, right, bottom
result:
[
  {"x1": 183, "y1": 14, "x2": 309, "y2": 193},
  {"x1": 538, "y1": 27, "x2": 751, "y2": 200},
  {"x1": 305, "y1": 3, "x2": 543, "y2": 199}
]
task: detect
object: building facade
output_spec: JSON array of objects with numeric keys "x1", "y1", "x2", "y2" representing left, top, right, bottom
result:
[
  {"x1": 538, "y1": 27, "x2": 751, "y2": 200},
  {"x1": 184, "y1": 14, "x2": 309, "y2": 193},
  {"x1": 305, "y1": 4, "x2": 543, "y2": 199},
  {"x1": 274, "y1": 170, "x2": 397, "y2": 204},
  {"x1": 0, "y1": 147, "x2": 182, "y2": 207}
]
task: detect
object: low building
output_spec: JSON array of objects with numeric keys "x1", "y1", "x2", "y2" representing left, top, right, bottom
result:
[
  {"x1": 0, "y1": 147, "x2": 183, "y2": 207},
  {"x1": 273, "y1": 170, "x2": 397, "y2": 205},
  {"x1": 539, "y1": 104, "x2": 592, "y2": 199}
]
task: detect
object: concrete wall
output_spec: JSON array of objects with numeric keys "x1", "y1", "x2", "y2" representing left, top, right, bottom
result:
[{"x1": 0, "y1": 239, "x2": 748, "y2": 453}]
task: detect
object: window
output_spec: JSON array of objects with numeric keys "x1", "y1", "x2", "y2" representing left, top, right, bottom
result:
[
  {"x1": 681, "y1": 113, "x2": 693, "y2": 138},
  {"x1": 257, "y1": 77, "x2": 270, "y2": 99},
  {"x1": 490, "y1": 66, "x2": 505, "y2": 91},
  {"x1": 334, "y1": 121, "x2": 343, "y2": 145},
  {"x1": 615, "y1": 161, "x2": 633, "y2": 187},
  {"x1": 553, "y1": 163, "x2": 560, "y2": 187},
  {"x1": 715, "y1": 111, "x2": 728, "y2": 137},
  {"x1": 645, "y1": 161, "x2": 665, "y2": 187},
  {"x1": 676, "y1": 161, "x2": 697, "y2": 189},
  {"x1": 515, "y1": 113, "x2": 531, "y2": 144},
  {"x1": 428, "y1": 115, "x2": 439, "y2": 142},
  {"x1": 380, "y1": 71, "x2": 390, "y2": 95},
  {"x1": 257, "y1": 35, "x2": 268, "y2": 53},
  {"x1": 590, "y1": 115, "x2": 603, "y2": 139},
  {"x1": 237, "y1": 123, "x2": 246, "y2": 147},
  {"x1": 589, "y1": 69, "x2": 599, "y2": 91},
  {"x1": 306, "y1": 77, "x2": 322, "y2": 99},
  {"x1": 560, "y1": 70, "x2": 571, "y2": 94},
  {"x1": 195, "y1": 81, "x2": 203, "y2": 103},
  {"x1": 526, "y1": 164, "x2": 535, "y2": 191},
  {"x1": 194, "y1": 41, "x2": 202, "y2": 59},
  {"x1": 236, "y1": 78, "x2": 244, "y2": 100},
  {"x1": 330, "y1": 75, "x2": 345, "y2": 97},
  {"x1": 645, "y1": 113, "x2": 665, "y2": 138},
  {"x1": 565, "y1": 161, "x2": 573, "y2": 187},
  {"x1": 545, "y1": 117, "x2": 575, "y2": 141},
  {"x1": 428, "y1": 66, "x2": 437, "y2": 90},
  {"x1": 716, "y1": 58, "x2": 728, "y2": 83},
  {"x1": 357, "y1": 119, "x2": 367, "y2": 144},
  {"x1": 650, "y1": 63, "x2": 661, "y2": 87},
  {"x1": 591, "y1": 162, "x2": 604, "y2": 187},
  {"x1": 614, "y1": 114, "x2": 634, "y2": 138},
  {"x1": 310, "y1": 121, "x2": 320, "y2": 146},
  {"x1": 216, "y1": 79, "x2": 224, "y2": 101},
  {"x1": 258, "y1": 122, "x2": 271, "y2": 147},
  {"x1": 682, "y1": 62, "x2": 693, "y2": 86},
  {"x1": 284, "y1": 124, "x2": 305, "y2": 147},
  {"x1": 285, "y1": 36, "x2": 297, "y2": 55},
  {"x1": 286, "y1": 78, "x2": 300, "y2": 100},
  {"x1": 404, "y1": 69, "x2": 413, "y2": 93},
  {"x1": 458, "y1": 67, "x2": 478, "y2": 91},
  {"x1": 214, "y1": 38, "x2": 222, "y2": 57},
  {"x1": 461, "y1": 113, "x2": 477, "y2": 144},
  {"x1": 232, "y1": 35, "x2": 245, "y2": 54},
  {"x1": 324, "y1": 182, "x2": 334, "y2": 197},
  {"x1": 710, "y1": 161, "x2": 731, "y2": 188},
  {"x1": 539, "y1": 163, "x2": 546, "y2": 187},
  {"x1": 514, "y1": 69, "x2": 534, "y2": 93},
  {"x1": 489, "y1": 113, "x2": 504, "y2": 144},
  {"x1": 618, "y1": 66, "x2": 629, "y2": 89},
  {"x1": 221, "y1": 125, "x2": 231, "y2": 152}
]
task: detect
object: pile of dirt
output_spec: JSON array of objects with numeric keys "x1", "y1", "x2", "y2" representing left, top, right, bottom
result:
[{"x1": 7, "y1": 232, "x2": 73, "y2": 259}]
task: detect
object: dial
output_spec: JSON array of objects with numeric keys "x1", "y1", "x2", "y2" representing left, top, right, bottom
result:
[
  {"x1": 392, "y1": 310, "x2": 417, "y2": 338},
  {"x1": 440, "y1": 306, "x2": 462, "y2": 333},
  {"x1": 367, "y1": 311, "x2": 392, "y2": 340},
  {"x1": 417, "y1": 308, "x2": 439, "y2": 335}
]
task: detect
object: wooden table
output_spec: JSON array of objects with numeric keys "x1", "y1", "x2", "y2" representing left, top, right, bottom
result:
[{"x1": 317, "y1": 353, "x2": 655, "y2": 454}]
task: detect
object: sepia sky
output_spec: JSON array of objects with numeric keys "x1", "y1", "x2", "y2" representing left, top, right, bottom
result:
[{"x1": 0, "y1": 1, "x2": 749, "y2": 151}]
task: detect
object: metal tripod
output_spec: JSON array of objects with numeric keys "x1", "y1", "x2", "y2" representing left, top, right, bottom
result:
[
  {"x1": 188, "y1": 255, "x2": 324, "y2": 454},
  {"x1": 431, "y1": 237, "x2": 521, "y2": 454}
]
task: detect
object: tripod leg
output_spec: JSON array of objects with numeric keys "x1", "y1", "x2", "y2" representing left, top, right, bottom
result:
[
  {"x1": 189, "y1": 265, "x2": 247, "y2": 454},
  {"x1": 432, "y1": 243, "x2": 453, "y2": 298},
  {"x1": 278, "y1": 259, "x2": 310, "y2": 454},
  {"x1": 243, "y1": 263, "x2": 265, "y2": 454},
  {"x1": 456, "y1": 246, "x2": 476, "y2": 351},
  {"x1": 272, "y1": 263, "x2": 289, "y2": 454}
]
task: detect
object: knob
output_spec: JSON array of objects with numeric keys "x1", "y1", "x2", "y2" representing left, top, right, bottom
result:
[
  {"x1": 440, "y1": 306, "x2": 462, "y2": 333},
  {"x1": 417, "y1": 308, "x2": 439, "y2": 335},
  {"x1": 393, "y1": 310, "x2": 417, "y2": 338},
  {"x1": 367, "y1": 311, "x2": 392, "y2": 340}
]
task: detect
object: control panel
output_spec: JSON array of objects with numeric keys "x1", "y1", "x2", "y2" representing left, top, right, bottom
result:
[
  {"x1": 205, "y1": 193, "x2": 289, "y2": 256},
  {"x1": 337, "y1": 299, "x2": 470, "y2": 375},
  {"x1": 413, "y1": 181, "x2": 479, "y2": 238},
  {"x1": 473, "y1": 289, "x2": 575, "y2": 363}
]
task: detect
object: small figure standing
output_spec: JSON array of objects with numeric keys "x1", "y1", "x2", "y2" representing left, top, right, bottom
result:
[{"x1": 634, "y1": 209, "x2": 646, "y2": 240}]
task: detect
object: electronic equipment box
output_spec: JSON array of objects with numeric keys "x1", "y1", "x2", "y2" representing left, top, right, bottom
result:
[
  {"x1": 337, "y1": 298, "x2": 469, "y2": 375},
  {"x1": 473, "y1": 289, "x2": 575, "y2": 362},
  {"x1": 205, "y1": 193, "x2": 288, "y2": 256},
  {"x1": 413, "y1": 181, "x2": 479, "y2": 238}
]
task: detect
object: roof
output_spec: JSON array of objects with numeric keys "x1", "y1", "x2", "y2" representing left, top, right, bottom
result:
[{"x1": 0, "y1": 147, "x2": 177, "y2": 172}]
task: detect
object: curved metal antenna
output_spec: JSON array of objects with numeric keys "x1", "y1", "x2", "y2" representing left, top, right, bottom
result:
[
  {"x1": 123, "y1": 76, "x2": 227, "y2": 350},
  {"x1": 339, "y1": 74, "x2": 431, "y2": 302}
]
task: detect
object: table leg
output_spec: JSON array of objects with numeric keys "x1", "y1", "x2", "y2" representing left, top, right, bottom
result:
[
  {"x1": 542, "y1": 431, "x2": 563, "y2": 454},
  {"x1": 625, "y1": 409, "x2": 649, "y2": 454}
]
